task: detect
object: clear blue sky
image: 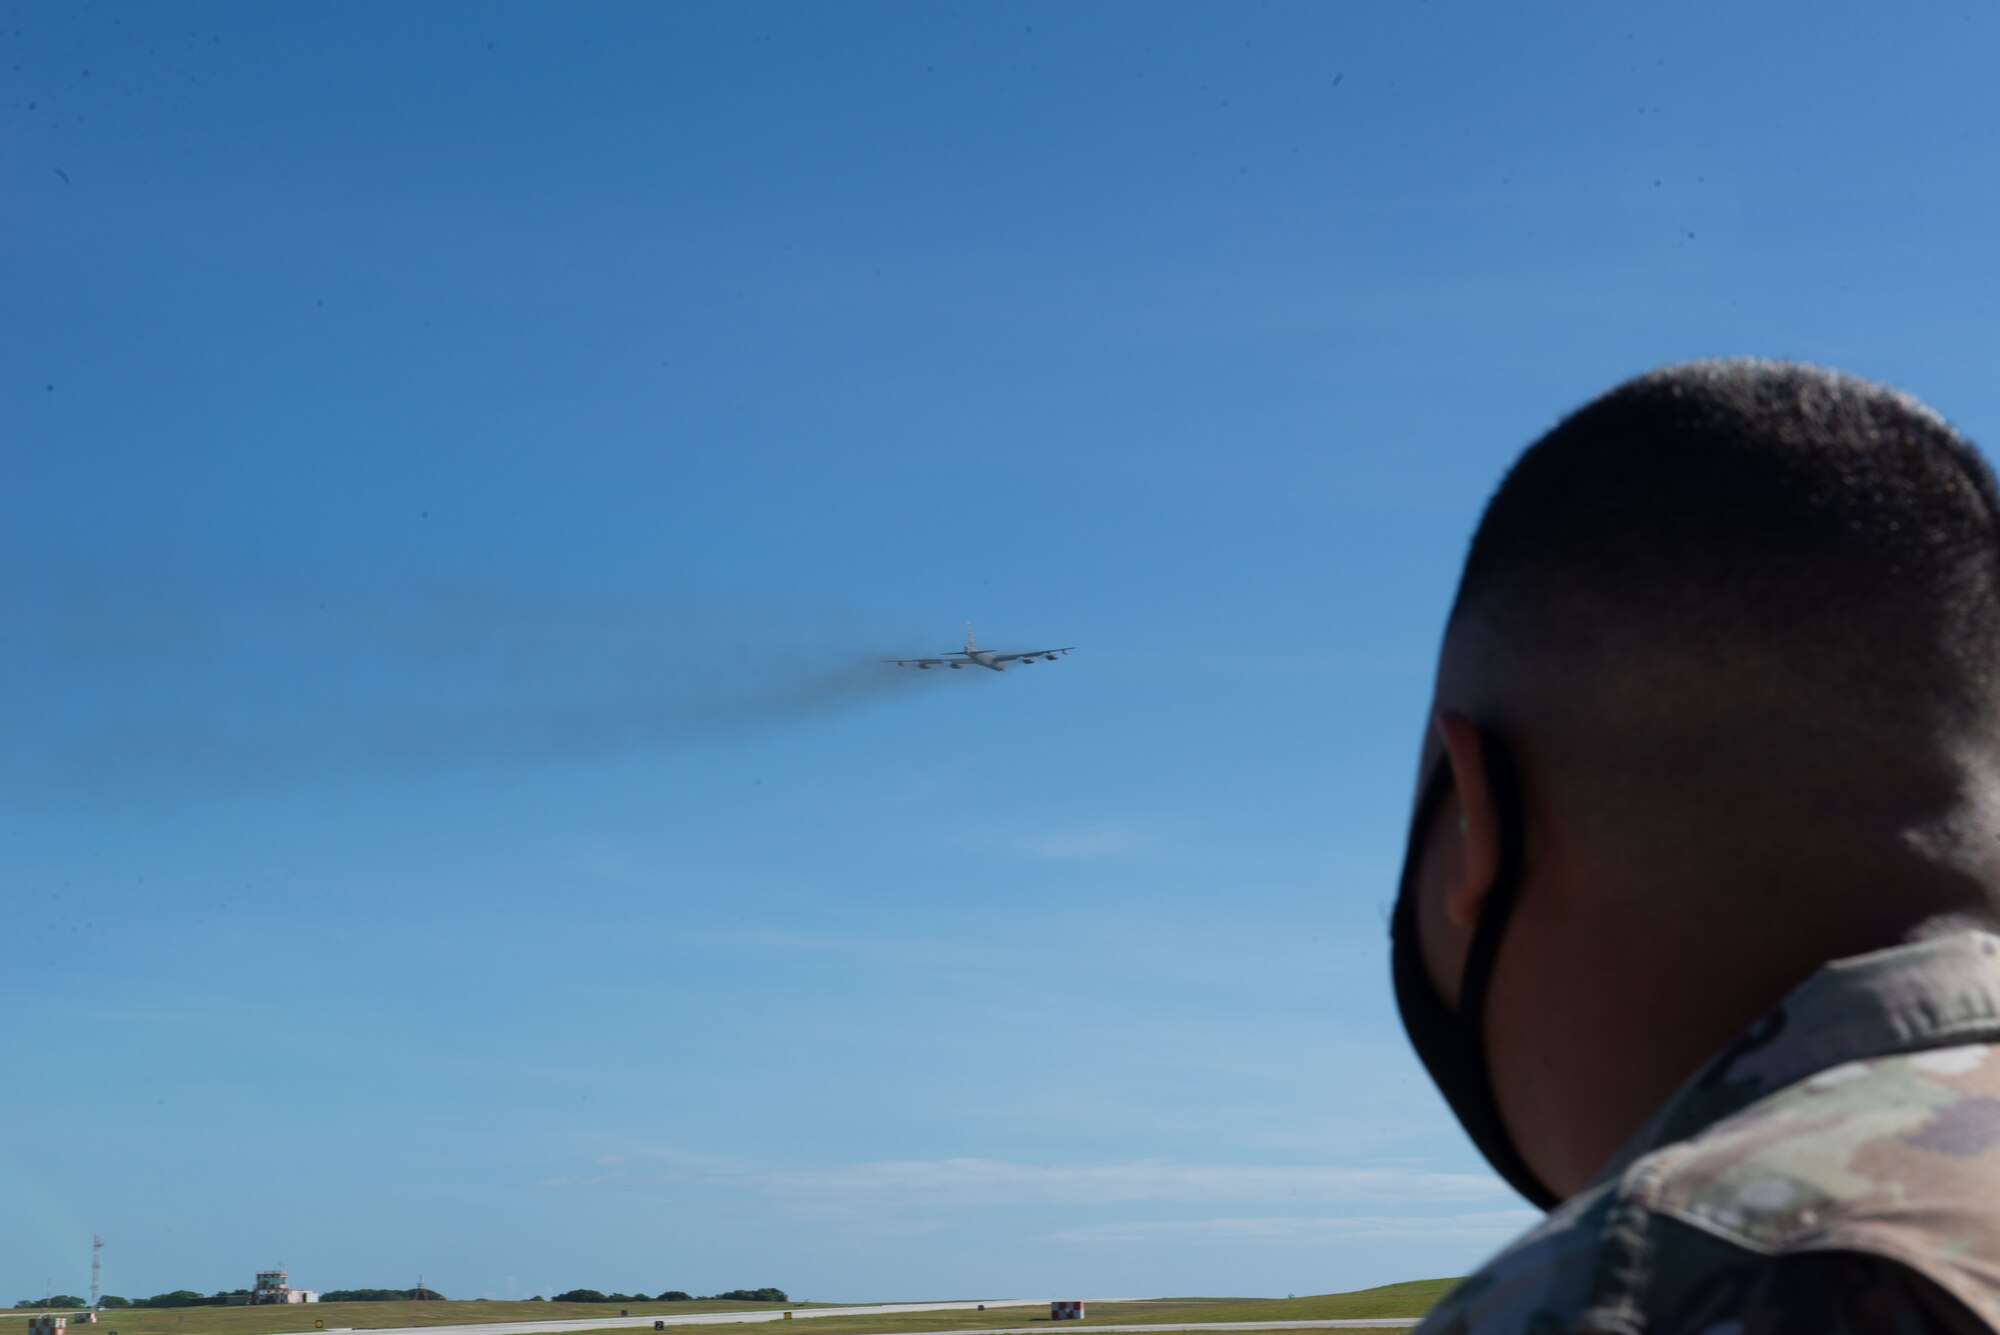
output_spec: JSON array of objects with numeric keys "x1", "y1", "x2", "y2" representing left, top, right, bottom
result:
[{"x1": 9, "y1": 0, "x2": 2000, "y2": 1305}]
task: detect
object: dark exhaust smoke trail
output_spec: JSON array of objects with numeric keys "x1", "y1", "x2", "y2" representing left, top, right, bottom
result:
[{"x1": 15, "y1": 584, "x2": 954, "y2": 793}]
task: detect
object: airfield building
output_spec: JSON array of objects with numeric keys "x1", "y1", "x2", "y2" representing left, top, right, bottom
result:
[{"x1": 239, "y1": 1271, "x2": 319, "y2": 1304}]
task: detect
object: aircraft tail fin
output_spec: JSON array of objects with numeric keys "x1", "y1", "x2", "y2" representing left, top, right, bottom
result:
[{"x1": 964, "y1": 620, "x2": 976, "y2": 652}]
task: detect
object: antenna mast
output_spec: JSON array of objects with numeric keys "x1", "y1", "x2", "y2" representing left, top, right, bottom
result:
[{"x1": 90, "y1": 1236, "x2": 103, "y2": 1308}]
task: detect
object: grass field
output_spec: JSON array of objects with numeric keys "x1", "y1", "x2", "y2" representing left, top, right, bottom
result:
[{"x1": 15, "y1": 1282, "x2": 1454, "y2": 1335}]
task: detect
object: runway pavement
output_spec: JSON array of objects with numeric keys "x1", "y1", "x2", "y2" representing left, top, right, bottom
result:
[
  {"x1": 266, "y1": 1305, "x2": 1422, "y2": 1335},
  {"x1": 268, "y1": 1300, "x2": 1065, "y2": 1335}
]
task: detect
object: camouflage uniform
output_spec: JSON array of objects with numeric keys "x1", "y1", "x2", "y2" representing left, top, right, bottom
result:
[{"x1": 1416, "y1": 931, "x2": 2000, "y2": 1334}]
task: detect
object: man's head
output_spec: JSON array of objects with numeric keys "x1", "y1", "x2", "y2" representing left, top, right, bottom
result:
[{"x1": 1401, "y1": 359, "x2": 2000, "y2": 1201}]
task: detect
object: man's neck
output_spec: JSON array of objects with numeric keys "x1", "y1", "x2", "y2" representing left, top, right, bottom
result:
[{"x1": 1490, "y1": 852, "x2": 1999, "y2": 1200}]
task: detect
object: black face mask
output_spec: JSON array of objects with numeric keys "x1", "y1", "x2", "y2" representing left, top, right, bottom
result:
[{"x1": 1389, "y1": 730, "x2": 1560, "y2": 1211}]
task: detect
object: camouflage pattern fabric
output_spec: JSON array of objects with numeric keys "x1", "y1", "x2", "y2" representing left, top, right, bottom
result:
[{"x1": 1415, "y1": 931, "x2": 2000, "y2": 1333}]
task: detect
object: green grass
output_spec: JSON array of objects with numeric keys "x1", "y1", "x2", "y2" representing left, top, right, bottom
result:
[
  {"x1": 1098, "y1": 1281, "x2": 1459, "y2": 1323},
  {"x1": 55, "y1": 1282, "x2": 1458, "y2": 1335}
]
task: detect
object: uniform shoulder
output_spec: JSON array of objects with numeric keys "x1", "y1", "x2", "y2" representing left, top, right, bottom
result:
[
  {"x1": 1411, "y1": 1185, "x2": 1621, "y2": 1334},
  {"x1": 1638, "y1": 1042, "x2": 2000, "y2": 1329},
  {"x1": 1652, "y1": 1245, "x2": 1993, "y2": 1334}
]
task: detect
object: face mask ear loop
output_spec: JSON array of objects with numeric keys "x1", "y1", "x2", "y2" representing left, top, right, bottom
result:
[
  {"x1": 1389, "y1": 732, "x2": 1557, "y2": 1211},
  {"x1": 1452, "y1": 733, "x2": 1557, "y2": 1209},
  {"x1": 1454, "y1": 733, "x2": 1529, "y2": 1058}
]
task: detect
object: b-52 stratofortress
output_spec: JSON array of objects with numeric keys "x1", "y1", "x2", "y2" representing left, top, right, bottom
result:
[{"x1": 886, "y1": 622, "x2": 1075, "y2": 672}]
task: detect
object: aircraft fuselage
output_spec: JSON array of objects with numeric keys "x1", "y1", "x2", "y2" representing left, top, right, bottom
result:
[{"x1": 887, "y1": 622, "x2": 1072, "y2": 672}]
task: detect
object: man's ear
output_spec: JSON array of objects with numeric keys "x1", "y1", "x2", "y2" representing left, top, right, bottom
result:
[{"x1": 1436, "y1": 710, "x2": 1500, "y2": 929}]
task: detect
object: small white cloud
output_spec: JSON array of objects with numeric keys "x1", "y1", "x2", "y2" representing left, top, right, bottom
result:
[
  {"x1": 546, "y1": 1154, "x2": 1509, "y2": 1206},
  {"x1": 1014, "y1": 825, "x2": 1144, "y2": 859},
  {"x1": 1040, "y1": 1211, "x2": 1542, "y2": 1245}
]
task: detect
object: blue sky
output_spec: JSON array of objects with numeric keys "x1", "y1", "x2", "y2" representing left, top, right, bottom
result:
[{"x1": 9, "y1": 0, "x2": 2000, "y2": 1304}]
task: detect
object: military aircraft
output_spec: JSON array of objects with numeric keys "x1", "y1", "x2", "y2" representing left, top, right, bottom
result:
[{"x1": 886, "y1": 622, "x2": 1075, "y2": 672}]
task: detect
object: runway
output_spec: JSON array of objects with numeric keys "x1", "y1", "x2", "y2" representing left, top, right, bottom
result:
[
  {"x1": 266, "y1": 1304, "x2": 1421, "y2": 1335},
  {"x1": 268, "y1": 1300, "x2": 1063, "y2": 1335}
]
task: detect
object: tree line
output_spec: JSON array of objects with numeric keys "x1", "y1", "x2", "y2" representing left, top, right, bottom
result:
[
  {"x1": 15, "y1": 1294, "x2": 194, "y2": 1309},
  {"x1": 14, "y1": 1287, "x2": 448, "y2": 1309}
]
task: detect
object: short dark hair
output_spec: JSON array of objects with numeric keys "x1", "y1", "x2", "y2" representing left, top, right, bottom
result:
[{"x1": 1446, "y1": 360, "x2": 2000, "y2": 810}]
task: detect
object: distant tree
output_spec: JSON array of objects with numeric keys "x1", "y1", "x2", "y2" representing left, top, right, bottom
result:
[
  {"x1": 553, "y1": 1289, "x2": 608, "y2": 1304},
  {"x1": 135, "y1": 1291, "x2": 210, "y2": 1308},
  {"x1": 711, "y1": 1289, "x2": 789, "y2": 1303},
  {"x1": 525, "y1": 1295, "x2": 544, "y2": 1301},
  {"x1": 658, "y1": 1291, "x2": 693, "y2": 1302},
  {"x1": 99, "y1": 1297, "x2": 132, "y2": 1309},
  {"x1": 16, "y1": 1297, "x2": 88, "y2": 1310}
]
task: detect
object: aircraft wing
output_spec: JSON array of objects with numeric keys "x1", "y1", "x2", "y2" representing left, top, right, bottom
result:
[
  {"x1": 988, "y1": 646, "x2": 1076, "y2": 663},
  {"x1": 884, "y1": 654, "x2": 969, "y2": 667}
]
